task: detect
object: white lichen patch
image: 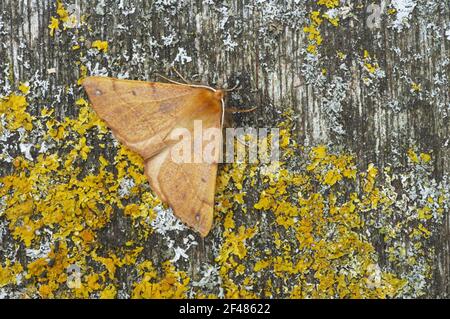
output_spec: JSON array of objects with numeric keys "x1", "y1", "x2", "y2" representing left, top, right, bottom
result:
[
  {"x1": 118, "y1": 177, "x2": 135, "y2": 197},
  {"x1": 19, "y1": 143, "x2": 34, "y2": 161},
  {"x1": 173, "y1": 48, "x2": 192, "y2": 65},
  {"x1": 151, "y1": 205, "x2": 187, "y2": 235},
  {"x1": 391, "y1": 0, "x2": 417, "y2": 31}
]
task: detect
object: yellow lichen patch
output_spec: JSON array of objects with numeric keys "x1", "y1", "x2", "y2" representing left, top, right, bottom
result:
[
  {"x1": 1, "y1": 148, "x2": 114, "y2": 247},
  {"x1": 56, "y1": 0, "x2": 69, "y2": 23},
  {"x1": 317, "y1": 0, "x2": 340, "y2": 8},
  {"x1": 216, "y1": 225, "x2": 258, "y2": 265},
  {"x1": 363, "y1": 50, "x2": 380, "y2": 74},
  {"x1": 420, "y1": 153, "x2": 431, "y2": 163},
  {"x1": 363, "y1": 163, "x2": 378, "y2": 193},
  {"x1": 388, "y1": 8, "x2": 397, "y2": 15},
  {"x1": 48, "y1": 0, "x2": 78, "y2": 36},
  {"x1": 100, "y1": 285, "x2": 117, "y2": 299},
  {"x1": 215, "y1": 203, "x2": 258, "y2": 298},
  {"x1": 303, "y1": 1, "x2": 341, "y2": 54},
  {"x1": 407, "y1": 148, "x2": 420, "y2": 164},
  {"x1": 91, "y1": 40, "x2": 109, "y2": 53},
  {"x1": 407, "y1": 148, "x2": 431, "y2": 165},
  {"x1": 254, "y1": 260, "x2": 271, "y2": 272},
  {"x1": 323, "y1": 12, "x2": 339, "y2": 26},
  {"x1": 19, "y1": 82, "x2": 30, "y2": 95},
  {"x1": 307, "y1": 145, "x2": 357, "y2": 186},
  {"x1": 303, "y1": 12, "x2": 323, "y2": 55},
  {"x1": 411, "y1": 82, "x2": 422, "y2": 92},
  {"x1": 132, "y1": 261, "x2": 190, "y2": 298},
  {"x1": 0, "y1": 76, "x2": 163, "y2": 297},
  {"x1": 0, "y1": 93, "x2": 34, "y2": 131},
  {"x1": 0, "y1": 260, "x2": 23, "y2": 288},
  {"x1": 25, "y1": 242, "x2": 75, "y2": 298},
  {"x1": 48, "y1": 17, "x2": 60, "y2": 37},
  {"x1": 244, "y1": 118, "x2": 418, "y2": 298},
  {"x1": 0, "y1": 88, "x2": 447, "y2": 298}
]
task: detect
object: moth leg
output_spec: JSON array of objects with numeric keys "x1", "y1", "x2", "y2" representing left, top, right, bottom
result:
[
  {"x1": 223, "y1": 80, "x2": 240, "y2": 92},
  {"x1": 171, "y1": 66, "x2": 190, "y2": 84}
]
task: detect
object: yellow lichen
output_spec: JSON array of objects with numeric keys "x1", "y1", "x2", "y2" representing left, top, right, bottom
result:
[
  {"x1": 91, "y1": 40, "x2": 109, "y2": 53},
  {"x1": 0, "y1": 93, "x2": 34, "y2": 131},
  {"x1": 48, "y1": 17, "x2": 60, "y2": 36},
  {"x1": 132, "y1": 262, "x2": 190, "y2": 298},
  {"x1": 317, "y1": 0, "x2": 340, "y2": 8}
]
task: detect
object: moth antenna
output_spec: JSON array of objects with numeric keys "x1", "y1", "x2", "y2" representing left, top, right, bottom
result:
[
  {"x1": 225, "y1": 106, "x2": 257, "y2": 113},
  {"x1": 171, "y1": 66, "x2": 190, "y2": 84},
  {"x1": 220, "y1": 98, "x2": 225, "y2": 130},
  {"x1": 154, "y1": 73, "x2": 217, "y2": 92},
  {"x1": 154, "y1": 73, "x2": 186, "y2": 86},
  {"x1": 223, "y1": 80, "x2": 240, "y2": 92}
]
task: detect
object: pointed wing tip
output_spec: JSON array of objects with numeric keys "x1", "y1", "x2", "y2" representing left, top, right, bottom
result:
[
  {"x1": 80, "y1": 78, "x2": 97, "y2": 94},
  {"x1": 80, "y1": 76, "x2": 92, "y2": 87},
  {"x1": 82, "y1": 75, "x2": 114, "y2": 88},
  {"x1": 195, "y1": 212, "x2": 213, "y2": 237},
  {"x1": 198, "y1": 227, "x2": 211, "y2": 238},
  {"x1": 81, "y1": 76, "x2": 112, "y2": 104},
  {"x1": 81, "y1": 76, "x2": 102, "y2": 88}
]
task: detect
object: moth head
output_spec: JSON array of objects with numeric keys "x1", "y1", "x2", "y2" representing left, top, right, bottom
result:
[{"x1": 213, "y1": 89, "x2": 225, "y2": 101}]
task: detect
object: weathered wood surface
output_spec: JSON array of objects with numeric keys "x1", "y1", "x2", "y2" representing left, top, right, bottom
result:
[{"x1": 0, "y1": 0, "x2": 449, "y2": 298}]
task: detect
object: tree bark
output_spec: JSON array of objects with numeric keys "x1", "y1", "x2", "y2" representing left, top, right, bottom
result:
[{"x1": 0, "y1": 0, "x2": 449, "y2": 298}]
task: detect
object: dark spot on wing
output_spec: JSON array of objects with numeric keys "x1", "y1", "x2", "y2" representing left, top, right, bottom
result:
[{"x1": 159, "y1": 100, "x2": 180, "y2": 113}]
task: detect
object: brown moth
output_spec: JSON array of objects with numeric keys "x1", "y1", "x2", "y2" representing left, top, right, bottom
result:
[{"x1": 82, "y1": 76, "x2": 225, "y2": 237}]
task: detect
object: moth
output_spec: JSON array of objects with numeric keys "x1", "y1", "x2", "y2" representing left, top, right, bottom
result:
[{"x1": 82, "y1": 76, "x2": 230, "y2": 237}]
